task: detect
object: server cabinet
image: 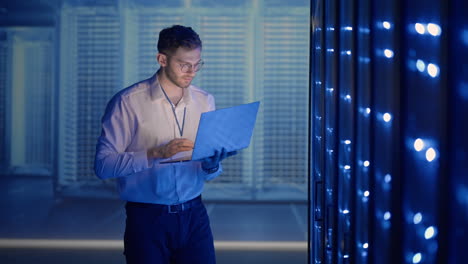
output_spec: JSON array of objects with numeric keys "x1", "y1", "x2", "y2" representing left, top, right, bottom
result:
[
  {"x1": 448, "y1": 1, "x2": 468, "y2": 263},
  {"x1": 309, "y1": 0, "x2": 467, "y2": 263}
]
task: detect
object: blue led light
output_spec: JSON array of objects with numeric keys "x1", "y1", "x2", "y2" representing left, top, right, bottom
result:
[
  {"x1": 384, "y1": 174, "x2": 392, "y2": 183},
  {"x1": 412, "y1": 253, "x2": 422, "y2": 263},
  {"x1": 345, "y1": 94, "x2": 351, "y2": 100},
  {"x1": 363, "y1": 190, "x2": 370, "y2": 197},
  {"x1": 424, "y1": 226, "x2": 437, "y2": 239},
  {"x1": 427, "y1": 23, "x2": 442, "y2": 36},
  {"x1": 382, "y1": 21, "x2": 391, "y2": 29},
  {"x1": 363, "y1": 243, "x2": 369, "y2": 249},
  {"x1": 343, "y1": 209, "x2": 350, "y2": 214},
  {"x1": 384, "y1": 211, "x2": 391, "y2": 220},
  {"x1": 344, "y1": 140, "x2": 351, "y2": 145},
  {"x1": 413, "y1": 138, "x2": 424, "y2": 151},
  {"x1": 383, "y1": 113, "x2": 392, "y2": 122},
  {"x1": 415, "y1": 23, "x2": 425, "y2": 34},
  {"x1": 344, "y1": 165, "x2": 351, "y2": 170},
  {"x1": 366, "y1": 108, "x2": 371, "y2": 114},
  {"x1": 363, "y1": 160, "x2": 370, "y2": 167},
  {"x1": 413, "y1": 212, "x2": 423, "y2": 224},
  {"x1": 416, "y1": 59, "x2": 426, "y2": 72},
  {"x1": 384, "y1": 49, "x2": 394, "y2": 58},
  {"x1": 359, "y1": 27, "x2": 370, "y2": 34},
  {"x1": 327, "y1": 48, "x2": 334, "y2": 52},
  {"x1": 425, "y1": 147, "x2": 437, "y2": 162},
  {"x1": 427, "y1": 63, "x2": 440, "y2": 78},
  {"x1": 343, "y1": 26, "x2": 353, "y2": 31},
  {"x1": 359, "y1": 56, "x2": 371, "y2": 63}
]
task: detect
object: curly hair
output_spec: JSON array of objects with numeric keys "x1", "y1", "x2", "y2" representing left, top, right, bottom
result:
[{"x1": 157, "y1": 25, "x2": 202, "y2": 55}]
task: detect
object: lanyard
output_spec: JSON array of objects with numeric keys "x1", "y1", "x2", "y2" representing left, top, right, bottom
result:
[{"x1": 160, "y1": 85, "x2": 186, "y2": 137}]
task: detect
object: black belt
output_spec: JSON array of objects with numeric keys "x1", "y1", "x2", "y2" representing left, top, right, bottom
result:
[{"x1": 126, "y1": 195, "x2": 202, "y2": 214}]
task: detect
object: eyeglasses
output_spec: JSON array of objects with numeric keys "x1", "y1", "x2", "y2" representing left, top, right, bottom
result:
[
  {"x1": 162, "y1": 53, "x2": 204, "y2": 73},
  {"x1": 178, "y1": 60, "x2": 204, "y2": 73}
]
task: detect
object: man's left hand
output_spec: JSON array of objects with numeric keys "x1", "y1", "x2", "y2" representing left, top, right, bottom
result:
[{"x1": 201, "y1": 148, "x2": 237, "y2": 172}]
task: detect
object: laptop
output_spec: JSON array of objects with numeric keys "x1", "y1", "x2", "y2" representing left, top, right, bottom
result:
[{"x1": 160, "y1": 101, "x2": 260, "y2": 163}]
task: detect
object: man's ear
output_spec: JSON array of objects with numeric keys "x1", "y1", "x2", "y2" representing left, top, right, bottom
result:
[{"x1": 157, "y1": 53, "x2": 167, "y2": 67}]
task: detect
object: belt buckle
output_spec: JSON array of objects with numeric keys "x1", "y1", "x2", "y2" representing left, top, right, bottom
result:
[{"x1": 168, "y1": 203, "x2": 185, "y2": 214}]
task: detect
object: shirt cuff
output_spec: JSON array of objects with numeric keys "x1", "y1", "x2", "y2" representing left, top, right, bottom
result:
[
  {"x1": 132, "y1": 150, "x2": 151, "y2": 172},
  {"x1": 203, "y1": 163, "x2": 222, "y2": 181},
  {"x1": 202, "y1": 164, "x2": 219, "y2": 174}
]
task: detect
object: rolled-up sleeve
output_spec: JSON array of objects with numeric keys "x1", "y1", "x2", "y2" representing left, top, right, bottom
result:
[{"x1": 94, "y1": 95, "x2": 149, "y2": 179}]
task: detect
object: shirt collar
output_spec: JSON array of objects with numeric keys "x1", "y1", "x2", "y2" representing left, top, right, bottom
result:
[{"x1": 149, "y1": 71, "x2": 193, "y2": 106}]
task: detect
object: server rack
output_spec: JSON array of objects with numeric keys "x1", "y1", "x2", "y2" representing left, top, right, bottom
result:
[{"x1": 309, "y1": 0, "x2": 468, "y2": 263}]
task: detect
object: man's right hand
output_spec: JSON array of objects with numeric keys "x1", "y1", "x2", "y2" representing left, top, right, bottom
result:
[{"x1": 147, "y1": 138, "x2": 194, "y2": 161}]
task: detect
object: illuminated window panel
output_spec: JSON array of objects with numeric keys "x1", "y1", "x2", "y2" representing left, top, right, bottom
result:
[
  {"x1": 1, "y1": 28, "x2": 55, "y2": 176},
  {"x1": 58, "y1": 4, "x2": 121, "y2": 194}
]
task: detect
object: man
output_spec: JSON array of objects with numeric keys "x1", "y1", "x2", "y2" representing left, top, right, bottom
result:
[{"x1": 94, "y1": 25, "x2": 235, "y2": 264}]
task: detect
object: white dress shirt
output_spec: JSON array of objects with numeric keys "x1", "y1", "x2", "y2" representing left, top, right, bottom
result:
[{"x1": 94, "y1": 72, "x2": 222, "y2": 204}]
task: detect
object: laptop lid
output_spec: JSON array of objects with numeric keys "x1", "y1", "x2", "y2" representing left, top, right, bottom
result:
[{"x1": 160, "y1": 101, "x2": 260, "y2": 163}]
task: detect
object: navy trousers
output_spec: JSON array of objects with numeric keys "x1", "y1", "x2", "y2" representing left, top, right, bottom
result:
[{"x1": 123, "y1": 196, "x2": 216, "y2": 264}]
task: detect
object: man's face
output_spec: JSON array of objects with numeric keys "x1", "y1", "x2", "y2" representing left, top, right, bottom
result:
[{"x1": 161, "y1": 47, "x2": 202, "y2": 89}]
